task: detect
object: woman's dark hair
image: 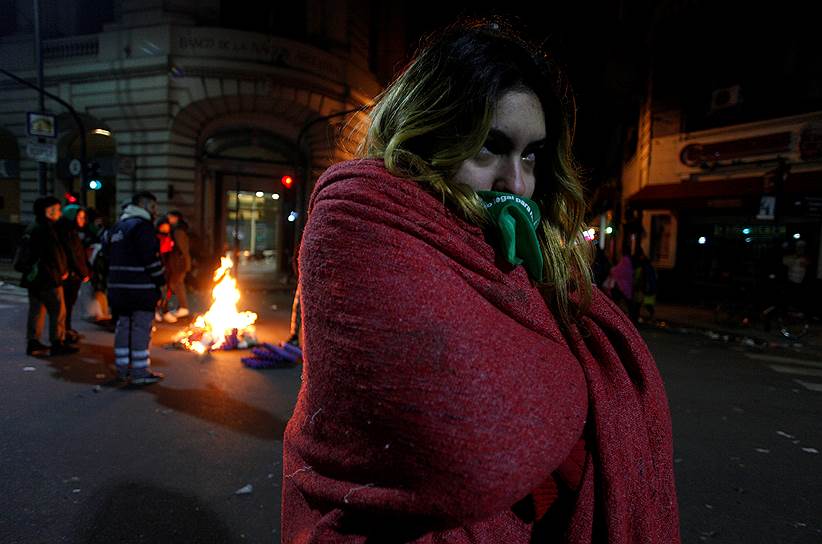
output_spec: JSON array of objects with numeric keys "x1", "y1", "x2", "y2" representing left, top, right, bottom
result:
[
  {"x1": 361, "y1": 17, "x2": 591, "y2": 324},
  {"x1": 33, "y1": 196, "x2": 61, "y2": 220}
]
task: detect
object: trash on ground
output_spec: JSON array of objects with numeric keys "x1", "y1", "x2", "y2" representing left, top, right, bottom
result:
[
  {"x1": 242, "y1": 341, "x2": 302, "y2": 369},
  {"x1": 235, "y1": 484, "x2": 254, "y2": 495},
  {"x1": 23, "y1": 366, "x2": 36, "y2": 372}
]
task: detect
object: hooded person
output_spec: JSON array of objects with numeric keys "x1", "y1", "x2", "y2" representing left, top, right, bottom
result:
[
  {"x1": 19, "y1": 196, "x2": 76, "y2": 356},
  {"x1": 105, "y1": 192, "x2": 166, "y2": 385},
  {"x1": 165, "y1": 210, "x2": 191, "y2": 319},
  {"x1": 56, "y1": 204, "x2": 91, "y2": 343}
]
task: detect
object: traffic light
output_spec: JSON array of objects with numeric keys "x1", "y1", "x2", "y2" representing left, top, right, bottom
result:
[
  {"x1": 281, "y1": 175, "x2": 294, "y2": 189},
  {"x1": 87, "y1": 161, "x2": 102, "y2": 190}
]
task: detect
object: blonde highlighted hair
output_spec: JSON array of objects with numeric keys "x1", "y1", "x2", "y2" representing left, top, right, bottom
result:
[{"x1": 360, "y1": 18, "x2": 592, "y2": 325}]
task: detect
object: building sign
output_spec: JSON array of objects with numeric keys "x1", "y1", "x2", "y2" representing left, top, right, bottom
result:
[
  {"x1": 26, "y1": 141, "x2": 57, "y2": 164},
  {"x1": 117, "y1": 155, "x2": 136, "y2": 177},
  {"x1": 757, "y1": 196, "x2": 776, "y2": 220},
  {"x1": 27, "y1": 112, "x2": 57, "y2": 138},
  {"x1": 806, "y1": 197, "x2": 822, "y2": 217},
  {"x1": 680, "y1": 132, "x2": 792, "y2": 167},
  {"x1": 171, "y1": 28, "x2": 346, "y2": 82}
]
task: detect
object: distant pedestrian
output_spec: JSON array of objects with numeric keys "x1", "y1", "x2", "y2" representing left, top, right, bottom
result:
[
  {"x1": 605, "y1": 253, "x2": 634, "y2": 316},
  {"x1": 155, "y1": 218, "x2": 176, "y2": 323},
  {"x1": 285, "y1": 244, "x2": 301, "y2": 347},
  {"x1": 56, "y1": 204, "x2": 91, "y2": 343},
  {"x1": 165, "y1": 210, "x2": 191, "y2": 319},
  {"x1": 630, "y1": 247, "x2": 657, "y2": 323},
  {"x1": 106, "y1": 192, "x2": 166, "y2": 385},
  {"x1": 591, "y1": 245, "x2": 611, "y2": 288},
  {"x1": 782, "y1": 240, "x2": 810, "y2": 314},
  {"x1": 84, "y1": 209, "x2": 113, "y2": 325},
  {"x1": 16, "y1": 196, "x2": 77, "y2": 356}
]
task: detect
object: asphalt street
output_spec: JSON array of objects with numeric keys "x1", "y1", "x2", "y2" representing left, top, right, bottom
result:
[
  {"x1": 0, "y1": 282, "x2": 299, "y2": 544},
  {"x1": 0, "y1": 281, "x2": 820, "y2": 543}
]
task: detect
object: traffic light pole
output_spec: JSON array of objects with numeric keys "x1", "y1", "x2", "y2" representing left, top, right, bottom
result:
[
  {"x1": 0, "y1": 68, "x2": 88, "y2": 205},
  {"x1": 33, "y1": 0, "x2": 46, "y2": 196}
]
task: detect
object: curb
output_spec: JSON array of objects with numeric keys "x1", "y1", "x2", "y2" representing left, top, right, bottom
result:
[{"x1": 641, "y1": 318, "x2": 822, "y2": 357}]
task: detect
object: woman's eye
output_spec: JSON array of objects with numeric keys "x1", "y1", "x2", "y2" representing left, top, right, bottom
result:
[{"x1": 522, "y1": 152, "x2": 537, "y2": 164}]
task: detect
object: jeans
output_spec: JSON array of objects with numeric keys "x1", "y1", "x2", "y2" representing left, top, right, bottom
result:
[{"x1": 27, "y1": 286, "x2": 66, "y2": 343}]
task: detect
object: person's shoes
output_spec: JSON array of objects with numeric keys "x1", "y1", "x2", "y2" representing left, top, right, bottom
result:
[
  {"x1": 65, "y1": 329, "x2": 81, "y2": 344},
  {"x1": 162, "y1": 312, "x2": 178, "y2": 323},
  {"x1": 26, "y1": 339, "x2": 50, "y2": 356},
  {"x1": 49, "y1": 341, "x2": 79, "y2": 356},
  {"x1": 173, "y1": 307, "x2": 190, "y2": 318},
  {"x1": 131, "y1": 371, "x2": 164, "y2": 385},
  {"x1": 155, "y1": 311, "x2": 163, "y2": 322}
]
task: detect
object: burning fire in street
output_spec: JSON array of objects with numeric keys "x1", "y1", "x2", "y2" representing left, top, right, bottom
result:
[{"x1": 174, "y1": 255, "x2": 258, "y2": 353}]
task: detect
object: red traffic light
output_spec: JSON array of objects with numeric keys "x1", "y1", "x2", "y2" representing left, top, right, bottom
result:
[
  {"x1": 64, "y1": 192, "x2": 78, "y2": 203},
  {"x1": 281, "y1": 175, "x2": 294, "y2": 189}
]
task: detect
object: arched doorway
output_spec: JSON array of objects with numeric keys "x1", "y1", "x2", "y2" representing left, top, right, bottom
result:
[{"x1": 201, "y1": 128, "x2": 303, "y2": 280}]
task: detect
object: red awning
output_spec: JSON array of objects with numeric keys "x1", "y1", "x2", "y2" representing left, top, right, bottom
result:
[
  {"x1": 629, "y1": 171, "x2": 822, "y2": 209},
  {"x1": 629, "y1": 177, "x2": 762, "y2": 204}
]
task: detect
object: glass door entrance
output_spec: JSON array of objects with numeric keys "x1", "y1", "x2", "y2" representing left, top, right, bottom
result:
[{"x1": 226, "y1": 190, "x2": 283, "y2": 277}]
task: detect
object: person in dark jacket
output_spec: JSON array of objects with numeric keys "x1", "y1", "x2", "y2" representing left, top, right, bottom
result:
[
  {"x1": 106, "y1": 192, "x2": 165, "y2": 385},
  {"x1": 56, "y1": 204, "x2": 91, "y2": 343},
  {"x1": 85, "y1": 208, "x2": 113, "y2": 325},
  {"x1": 155, "y1": 218, "x2": 176, "y2": 322},
  {"x1": 165, "y1": 210, "x2": 191, "y2": 318},
  {"x1": 20, "y1": 196, "x2": 77, "y2": 356}
]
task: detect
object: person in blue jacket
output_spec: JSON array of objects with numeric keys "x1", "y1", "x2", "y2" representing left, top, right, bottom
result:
[{"x1": 106, "y1": 192, "x2": 166, "y2": 385}]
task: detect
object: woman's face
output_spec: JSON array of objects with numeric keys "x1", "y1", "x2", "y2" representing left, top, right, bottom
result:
[
  {"x1": 158, "y1": 223, "x2": 171, "y2": 234},
  {"x1": 453, "y1": 89, "x2": 546, "y2": 199},
  {"x1": 45, "y1": 203, "x2": 61, "y2": 222},
  {"x1": 76, "y1": 210, "x2": 87, "y2": 228}
]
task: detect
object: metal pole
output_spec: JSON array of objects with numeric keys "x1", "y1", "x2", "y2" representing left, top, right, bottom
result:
[
  {"x1": 0, "y1": 68, "x2": 88, "y2": 203},
  {"x1": 33, "y1": 0, "x2": 46, "y2": 196}
]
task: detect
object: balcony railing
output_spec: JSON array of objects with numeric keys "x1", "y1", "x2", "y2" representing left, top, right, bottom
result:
[{"x1": 43, "y1": 36, "x2": 99, "y2": 60}]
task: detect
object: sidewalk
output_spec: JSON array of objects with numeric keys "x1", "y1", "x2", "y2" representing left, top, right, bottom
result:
[{"x1": 649, "y1": 302, "x2": 822, "y2": 355}]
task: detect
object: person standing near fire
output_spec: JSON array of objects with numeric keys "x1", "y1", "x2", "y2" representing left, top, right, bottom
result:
[
  {"x1": 165, "y1": 210, "x2": 192, "y2": 319},
  {"x1": 106, "y1": 192, "x2": 166, "y2": 385},
  {"x1": 18, "y1": 196, "x2": 77, "y2": 357},
  {"x1": 56, "y1": 204, "x2": 91, "y2": 344}
]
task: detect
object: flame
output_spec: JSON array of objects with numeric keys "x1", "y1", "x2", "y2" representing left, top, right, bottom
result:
[{"x1": 175, "y1": 255, "x2": 258, "y2": 352}]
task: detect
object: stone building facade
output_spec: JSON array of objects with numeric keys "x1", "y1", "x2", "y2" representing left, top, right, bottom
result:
[{"x1": 0, "y1": 0, "x2": 404, "y2": 275}]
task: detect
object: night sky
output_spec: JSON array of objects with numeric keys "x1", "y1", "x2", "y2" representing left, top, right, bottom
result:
[{"x1": 399, "y1": 1, "x2": 820, "y2": 200}]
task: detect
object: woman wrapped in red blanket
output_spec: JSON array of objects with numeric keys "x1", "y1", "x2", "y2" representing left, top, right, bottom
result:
[{"x1": 282, "y1": 17, "x2": 680, "y2": 543}]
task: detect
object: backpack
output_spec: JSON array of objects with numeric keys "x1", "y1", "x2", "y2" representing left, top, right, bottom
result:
[{"x1": 12, "y1": 232, "x2": 34, "y2": 273}]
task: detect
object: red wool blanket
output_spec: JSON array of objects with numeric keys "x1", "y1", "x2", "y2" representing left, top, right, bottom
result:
[{"x1": 282, "y1": 159, "x2": 680, "y2": 543}]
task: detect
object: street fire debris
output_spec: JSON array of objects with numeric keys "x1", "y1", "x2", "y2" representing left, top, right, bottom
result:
[{"x1": 173, "y1": 255, "x2": 258, "y2": 353}]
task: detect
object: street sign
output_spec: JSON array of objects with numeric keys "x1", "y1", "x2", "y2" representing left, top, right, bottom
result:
[
  {"x1": 756, "y1": 196, "x2": 776, "y2": 220},
  {"x1": 68, "y1": 158, "x2": 82, "y2": 176},
  {"x1": 26, "y1": 141, "x2": 57, "y2": 164},
  {"x1": 117, "y1": 154, "x2": 136, "y2": 177},
  {"x1": 27, "y1": 112, "x2": 57, "y2": 138}
]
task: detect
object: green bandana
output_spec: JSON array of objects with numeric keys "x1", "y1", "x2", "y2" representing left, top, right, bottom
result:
[{"x1": 476, "y1": 191, "x2": 544, "y2": 282}]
